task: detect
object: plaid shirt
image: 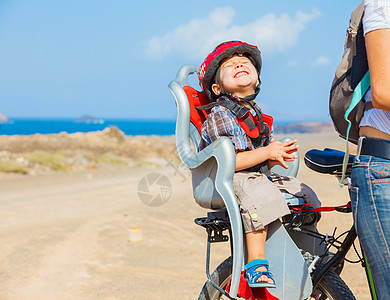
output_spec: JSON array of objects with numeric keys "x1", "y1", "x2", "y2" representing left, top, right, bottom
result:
[{"x1": 199, "y1": 99, "x2": 272, "y2": 152}]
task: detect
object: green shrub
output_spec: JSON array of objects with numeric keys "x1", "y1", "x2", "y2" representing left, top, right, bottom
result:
[
  {"x1": 97, "y1": 154, "x2": 128, "y2": 165},
  {"x1": 23, "y1": 151, "x2": 67, "y2": 172},
  {"x1": 135, "y1": 159, "x2": 161, "y2": 167},
  {"x1": 0, "y1": 161, "x2": 28, "y2": 174}
]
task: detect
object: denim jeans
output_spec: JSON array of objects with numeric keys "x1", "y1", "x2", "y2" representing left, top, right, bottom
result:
[{"x1": 351, "y1": 155, "x2": 390, "y2": 299}]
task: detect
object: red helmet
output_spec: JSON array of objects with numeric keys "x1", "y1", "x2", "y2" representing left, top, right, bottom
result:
[{"x1": 198, "y1": 41, "x2": 262, "y2": 101}]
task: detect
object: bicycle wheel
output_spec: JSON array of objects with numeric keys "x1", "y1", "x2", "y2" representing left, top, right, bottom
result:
[
  {"x1": 310, "y1": 270, "x2": 356, "y2": 300},
  {"x1": 198, "y1": 256, "x2": 238, "y2": 300},
  {"x1": 198, "y1": 256, "x2": 356, "y2": 300}
]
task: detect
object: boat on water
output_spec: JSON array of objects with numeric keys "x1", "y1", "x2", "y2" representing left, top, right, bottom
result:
[{"x1": 74, "y1": 115, "x2": 104, "y2": 124}]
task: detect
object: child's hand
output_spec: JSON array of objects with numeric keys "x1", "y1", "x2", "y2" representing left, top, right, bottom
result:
[{"x1": 266, "y1": 139, "x2": 299, "y2": 169}]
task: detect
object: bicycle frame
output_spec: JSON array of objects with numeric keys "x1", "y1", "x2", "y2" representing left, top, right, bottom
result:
[
  {"x1": 310, "y1": 224, "x2": 357, "y2": 286},
  {"x1": 308, "y1": 218, "x2": 377, "y2": 299},
  {"x1": 196, "y1": 194, "x2": 378, "y2": 300},
  {"x1": 286, "y1": 172, "x2": 378, "y2": 299}
]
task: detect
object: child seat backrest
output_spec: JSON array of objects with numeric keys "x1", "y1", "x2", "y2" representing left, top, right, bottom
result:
[
  {"x1": 182, "y1": 85, "x2": 210, "y2": 150},
  {"x1": 170, "y1": 65, "x2": 235, "y2": 209},
  {"x1": 170, "y1": 65, "x2": 244, "y2": 298},
  {"x1": 184, "y1": 84, "x2": 229, "y2": 209}
]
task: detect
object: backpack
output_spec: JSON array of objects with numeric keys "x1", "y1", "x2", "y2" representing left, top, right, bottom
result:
[{"x1": 329, "y1": 1, "x2": 372, "y2": 145}]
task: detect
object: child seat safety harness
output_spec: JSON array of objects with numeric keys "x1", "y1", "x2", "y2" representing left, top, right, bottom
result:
[
  {"x1": 197, "y1": 94, "x2": 272, "y2": 148},
  {"x1": 199, "y1": 95, "x2": 272, "y2": 175},
  {"x1": 184, "y1": 85, "x2": 273, "y2": 175}
]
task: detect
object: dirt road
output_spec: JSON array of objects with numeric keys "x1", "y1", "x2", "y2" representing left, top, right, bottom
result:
[
  {"x1": 0, "y1": 166, "x2": 217, "y2": 300},
  {"x1": 0, "y1": 133, "x2": 371, "y2": 299}
]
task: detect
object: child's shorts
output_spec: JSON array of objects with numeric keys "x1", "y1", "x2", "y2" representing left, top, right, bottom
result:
[{"x1": 232, "y1": 171, "x2": 321, "y2": 233}]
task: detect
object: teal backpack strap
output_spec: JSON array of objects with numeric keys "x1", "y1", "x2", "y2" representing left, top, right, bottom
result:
[{"x1": 340, "y1": 71, "x2": 371, "y2": 187}]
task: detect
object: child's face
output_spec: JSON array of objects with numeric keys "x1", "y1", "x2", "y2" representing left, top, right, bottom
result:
[{"x1": 212, "y1": 55, "x2": 259, "y2": 99}]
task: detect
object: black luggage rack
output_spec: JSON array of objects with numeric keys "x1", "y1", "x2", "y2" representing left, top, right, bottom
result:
[{"x1": 195, "y1": 209, "x2": 231, "y2": 244}]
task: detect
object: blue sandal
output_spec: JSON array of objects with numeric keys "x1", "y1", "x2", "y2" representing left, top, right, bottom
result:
[{"x1": 244, "y1": 259, "x2": 276, "y2": 288}]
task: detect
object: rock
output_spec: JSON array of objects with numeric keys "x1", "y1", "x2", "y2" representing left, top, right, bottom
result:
[{"x1": 102, "y1": 126, "x2": 125, "y2": 143}]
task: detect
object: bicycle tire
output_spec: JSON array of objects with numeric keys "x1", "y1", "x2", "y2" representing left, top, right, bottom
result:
[
  {"x1": 312, "y1": 269, "x2": 356, "y2": 300},
  {"x1": 197, "y1": 256, "x2": 356, "y2": 300},
  {"x1": 198, "y1": 256, "x2": 235, "y2": 300}
]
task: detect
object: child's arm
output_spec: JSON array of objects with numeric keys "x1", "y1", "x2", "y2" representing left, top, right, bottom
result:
[{"x1": 235, "y1": 139, "x2": 298, "y2": 171}]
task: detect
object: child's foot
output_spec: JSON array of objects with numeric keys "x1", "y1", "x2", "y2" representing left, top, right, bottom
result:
[
  {"x1": 244, "y1": 259, "x2": 276, "y2": 288},
  {"x1": 253, "y1": 265, "x2": 275, "y2": 284}
]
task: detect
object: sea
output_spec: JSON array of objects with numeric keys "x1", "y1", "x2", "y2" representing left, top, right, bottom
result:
[
  {"x1": 0, "y1": 118, "x2": 298, "y2": 136},
  {"x1": 0, "y1": 119, "x2": 177, "y2": 136}
]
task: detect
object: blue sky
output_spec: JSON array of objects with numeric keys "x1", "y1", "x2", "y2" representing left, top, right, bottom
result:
[{"x1": 0, "y1": 0, "x2": 359, "y2": 121}]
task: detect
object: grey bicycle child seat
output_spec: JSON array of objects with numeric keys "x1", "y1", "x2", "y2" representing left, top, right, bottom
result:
[{"x1": 169, "y1": 64, "x2": 312, "y2": 299}]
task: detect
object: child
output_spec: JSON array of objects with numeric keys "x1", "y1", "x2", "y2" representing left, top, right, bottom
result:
[{"x1": 198, "y1": 41, "x2": 321, "y2": 288}]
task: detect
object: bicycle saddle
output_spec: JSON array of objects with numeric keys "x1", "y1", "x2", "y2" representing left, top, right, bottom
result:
[{"x1": 304, "y1": 148, "x2": 355, "y2": 174}]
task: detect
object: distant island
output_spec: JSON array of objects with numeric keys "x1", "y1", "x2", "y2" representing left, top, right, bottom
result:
[
  {"x1": 0, "y1": 111, "x2": 8, "y2": 123},
  {"x1": 75, "y1": 115, "x2": 104, "y2": 124}
]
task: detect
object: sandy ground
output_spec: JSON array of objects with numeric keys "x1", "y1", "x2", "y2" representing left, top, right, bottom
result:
[{"x1": 0, "y1": 132, "x2": 371, "y2": 300}]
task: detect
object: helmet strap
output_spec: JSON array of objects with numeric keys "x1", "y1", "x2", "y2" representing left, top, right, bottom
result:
[
  {"x1": 220, "y1": 84, "x2": 260, "y2": 103},
  {"x1": 240, "y1": 84, "x2": 260, "y2": 102}
]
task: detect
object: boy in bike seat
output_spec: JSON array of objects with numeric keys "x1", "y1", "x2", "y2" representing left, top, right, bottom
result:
[{"x1": 198, "y1": 41, "x2": 321, "y2": 288}]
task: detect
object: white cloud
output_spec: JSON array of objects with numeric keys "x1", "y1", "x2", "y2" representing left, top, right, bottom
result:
[
  {"x1": 312, "y1": 56, "x2": 331, "y2": 66},
  {"x1": 287, "y1": 60, "x2": 300, "y2": 67},
  {"x1": 143, "y1": 7, "x2": 321, "y2": 60}
]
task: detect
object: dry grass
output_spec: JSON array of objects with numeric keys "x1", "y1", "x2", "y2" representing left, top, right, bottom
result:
[
  {"x1": 0, "y1": 161, "x2": 28, "y2": 174},
  {"x1": 23, "y1": 151, "x2": 67, "y2": 172},
  {"x1": 97, "y1": 154, "x2": 128, "y2": 165}
]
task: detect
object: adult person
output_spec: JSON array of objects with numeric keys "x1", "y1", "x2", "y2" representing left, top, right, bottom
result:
[{"x1": 350, "y1": 0, "x2": 390, "y2": 298}]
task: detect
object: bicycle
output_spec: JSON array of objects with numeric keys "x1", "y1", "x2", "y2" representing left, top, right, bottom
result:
[
  {"x1": 196, "y1": 147, "x2": 376, "y2": 300},
  {"x1": 168, "y1": 64, "x2": 376, "y2": 299}
]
